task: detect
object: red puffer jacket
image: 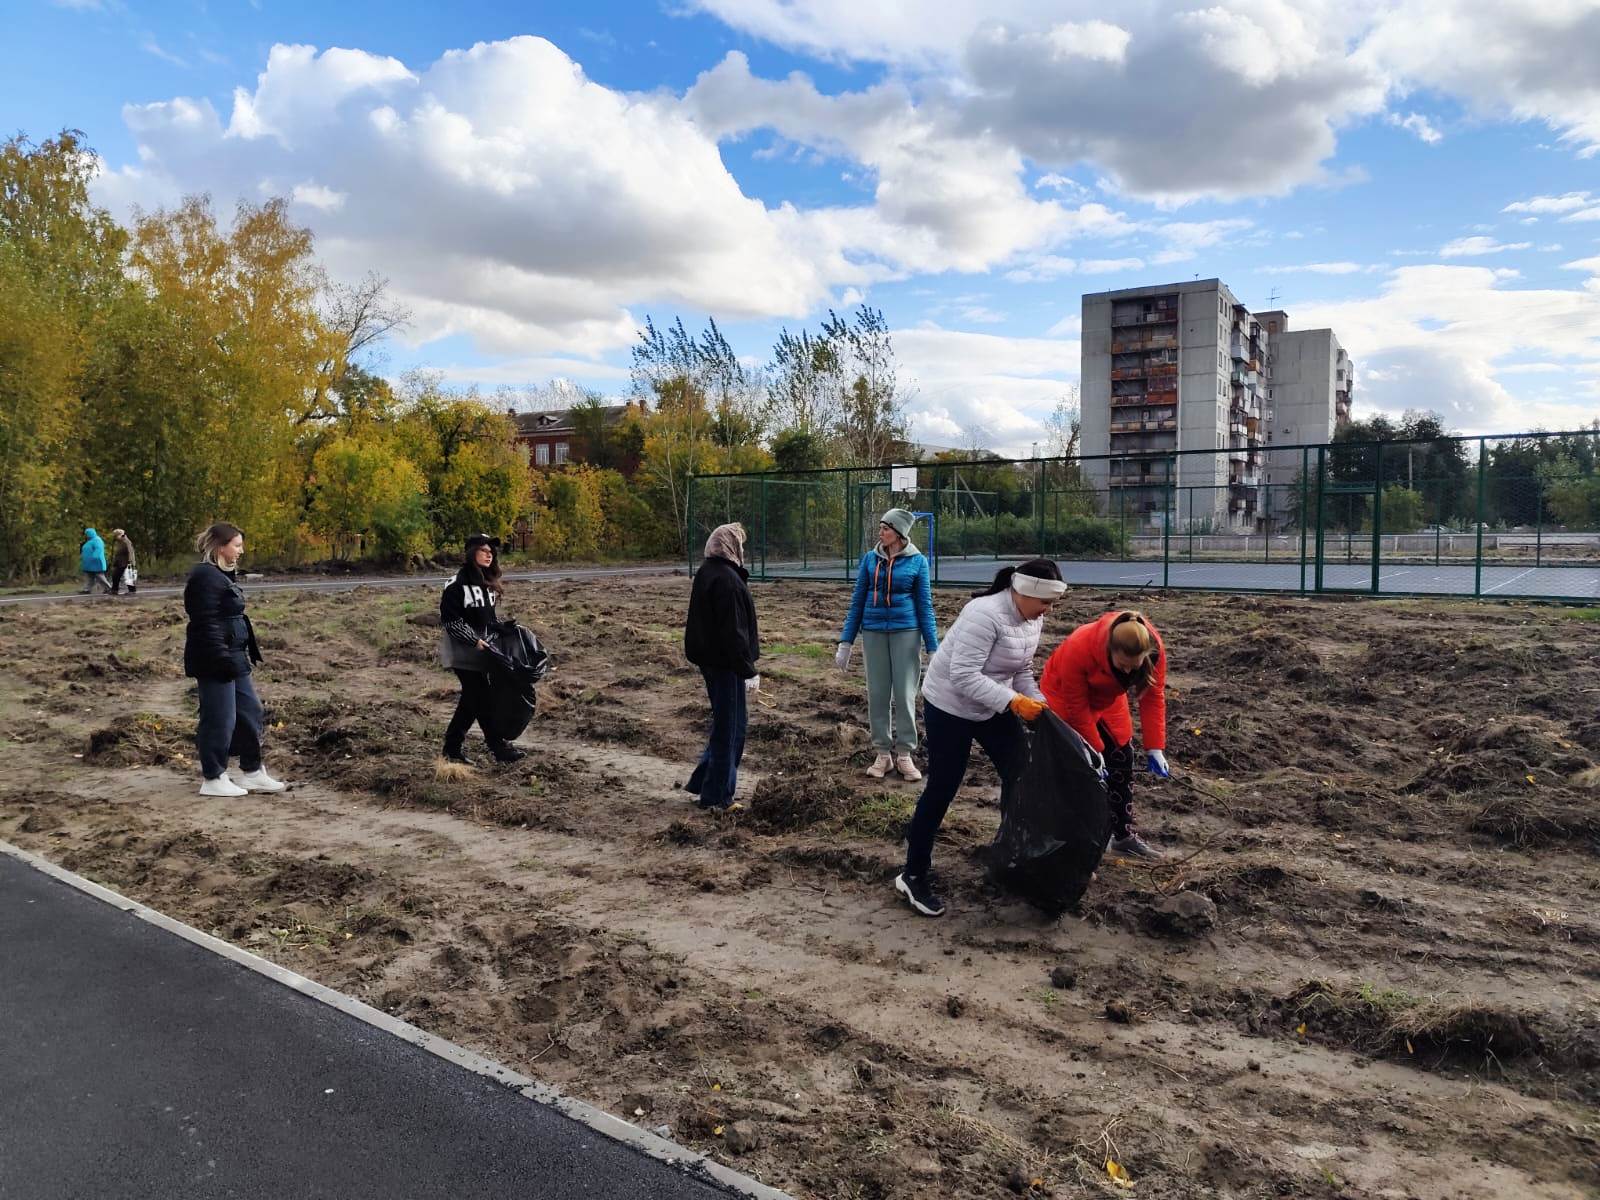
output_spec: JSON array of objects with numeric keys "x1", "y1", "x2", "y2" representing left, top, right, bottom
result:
[{"x1": 1039, "y1": 611, "x2": 1167, "y2": 752}]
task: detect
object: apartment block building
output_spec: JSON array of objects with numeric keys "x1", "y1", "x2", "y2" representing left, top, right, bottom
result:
[{"x1": 1081, "y1": 281, "x2": 1351, "y2": 531}]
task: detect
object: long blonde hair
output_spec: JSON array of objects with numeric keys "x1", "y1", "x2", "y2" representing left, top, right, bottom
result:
[{"x1": 1109, "y1": 611, "x2": 1159, "y2": 692}]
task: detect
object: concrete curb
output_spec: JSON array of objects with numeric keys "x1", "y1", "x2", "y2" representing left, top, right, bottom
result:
[{"x1": 0, "y1": 839, "x2": 793, "y2": 1200}]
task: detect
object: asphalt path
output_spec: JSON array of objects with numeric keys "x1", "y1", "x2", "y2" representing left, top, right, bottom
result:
[
  {"x1": 0, "y1": 563, "x2": 685, "y2": 607},
  {"x1": 0, "y1": 847, "x2": 781, "y2": 1200}
]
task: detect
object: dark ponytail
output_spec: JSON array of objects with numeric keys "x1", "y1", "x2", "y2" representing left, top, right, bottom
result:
[{"x1": 974, "y1": 557, "x2": 1062, "y2": 598}]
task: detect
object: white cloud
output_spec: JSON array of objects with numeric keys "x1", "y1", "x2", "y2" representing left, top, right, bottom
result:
[
  {"x1": 688, "y1": 2, "x2": 1600, "y2": 203},
  {"x1": 1295, "y1": 265, "x2": 1600, "y2": 430},
  {"x1": 1034, "y1": 172, "x2": 1087, "y2": 197},
  {"x1": 140, "y1": 37, "x2": 188, "y2": 68},
  {"x1": 1439, "y1": 236, "x2": 1533, "y2": 257},
  {"x1": 1503, "y1": 191, "x2": 1593, "y2": 214},
  {"x1": 894, "y1": 325, "x2": 1079, "y2": 455},
  {"x1": 1564, "y1": 255, "x2": 1600, "y2": 274},
  {"x1": 1387, "y1": 111, "x2": 1442, "y2": 143},
  {"x1": 101, "y1": 38, "x2": 889, "y2": 356},
  {"x1": 1261, "y1": 262, "x2": 1368, "y2": 275},
  {"x1": 290, "y1": 181, "x2": 345, "y2": 211},
  {"x1": 1561, "y1": 206, "x2": 1600, "y2": 223}
]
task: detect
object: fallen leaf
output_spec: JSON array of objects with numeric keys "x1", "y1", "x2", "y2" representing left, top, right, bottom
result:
[
  {"x1": 1191, "y1": 727, "x2": 1203, "y2": 736},
  {"x1": 1296, "y1": 1022, "x2": 1307, "y2": 1036},
  {"x1": 713, "y1": 1125, "x2": 724, "y2": 1136},
  {"x1": 1525, "y1": 774, "x2": 1537, "y2": 785},
  {"x1": 1405, "y1": 1038, "x2": 1414, "y2": 1054},
  {"x1": 711, "y1": 1083, "x2": 721, "y2": 1092},
  {"x1": 1106, "y1": 1159, "x2": 1134, "y2": 1188}
]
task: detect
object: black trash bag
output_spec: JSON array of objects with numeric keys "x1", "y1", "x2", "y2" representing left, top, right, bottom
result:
[
  {"x1": 482, "y1": 622, "x2": 553, "y2": 744},
  {"x1": 986, "y1": 710, "x2": 1112, "y2": 915}
]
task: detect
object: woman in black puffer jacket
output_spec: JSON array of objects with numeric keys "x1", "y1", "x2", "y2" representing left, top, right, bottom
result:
[{"x1": 183, "y1": 522, "x2": 286, "y2": 798}]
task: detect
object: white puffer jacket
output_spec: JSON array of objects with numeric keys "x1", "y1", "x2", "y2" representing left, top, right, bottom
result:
[{"x1": 921, "y1": 590, "x2": 1046, "y2": 722}]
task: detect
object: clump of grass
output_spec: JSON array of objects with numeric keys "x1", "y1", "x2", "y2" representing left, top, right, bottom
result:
[{"x1": 841, "y1": 791, "x2": 916, "y2": 840}]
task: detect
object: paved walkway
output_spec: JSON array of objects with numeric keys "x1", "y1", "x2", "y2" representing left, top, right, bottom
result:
[
  {"x1": 0, "y1": 847, "x2": 781, "y2": 1200},
  {"x1": 0, "y1": 564, "x2": 684, "y2": 607}
]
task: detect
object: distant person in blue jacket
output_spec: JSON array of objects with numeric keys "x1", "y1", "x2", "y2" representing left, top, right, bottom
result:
[
  {"x1": 835, "y1": 508, "x2": 939, "y2": 781},
  {"x1": 79, "y1": 527, "x2": 111, "y2": 595}
]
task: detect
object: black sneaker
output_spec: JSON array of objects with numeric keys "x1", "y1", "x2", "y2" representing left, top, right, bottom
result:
[
  {"x1": 443, "y1": 748, "x2": 476, "y2": 767},
  {"x1": 895, "y1": 872, "x2": 946, "y2": 918},
  {"x1": 1109, "y1": 833, "x2": 1164, "y2": 861},
  {"x1": 492, "y1": 745, "x2": 527, "y2": 764}
]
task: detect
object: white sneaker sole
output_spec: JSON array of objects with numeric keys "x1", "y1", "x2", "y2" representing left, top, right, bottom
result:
[
  {"x1": 239, "y1": 781, "x2": 287, "y2": 793},
  {"x1": 894, "y1": 873, "x2": 945, "y2": 918},
  {"x1": 199, "y1": 781, "x2": 247, "y2": 798}
]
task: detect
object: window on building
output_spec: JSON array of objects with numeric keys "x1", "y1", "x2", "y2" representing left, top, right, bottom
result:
[
  {"x1": 554, "y1": 442, "x2": 570, "y2": 464},
  {"x1": 535, "y1": 443, "x2": 550, "y2": 466}
]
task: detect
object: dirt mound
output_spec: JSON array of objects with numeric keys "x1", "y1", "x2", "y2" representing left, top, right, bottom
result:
[
  {"x1": 747, "y1": 775, "x2": 852, "y2": 833},
  {"x1": 1215, "y1": 627, "x2": 1327, "y2": 683},
  {"x1": 1469, "y1": 794, "x2": 1600, "y2": 853},
  {"x1": 83, "y1": 713, "x2": 193, "y2": 766},
  {"x1": 1278, "y1": 981, "x2": 1599, "y2": 1098}
]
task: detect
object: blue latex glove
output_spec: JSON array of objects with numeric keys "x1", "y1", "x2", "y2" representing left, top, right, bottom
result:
[{"x1": 1146, "y1": 749, "x2": 1170, "y2": 778}]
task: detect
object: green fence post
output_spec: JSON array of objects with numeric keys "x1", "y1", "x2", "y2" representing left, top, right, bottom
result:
[
  {"x1": 1370, "y1": 442, "x2": 1384, "y2": 594},
  {"x1": 1187, "y1": 489, "x2": 1195, "y2": 562},
  {"x1": 1473, "y1": 438, "x2": 1487, "y2": 596},
  {"x1": 1314, "y1": 447, "x2": 1327, "y2": 592},
  {"x1": 1162, "y1": 479, "x2": 1172, "y2": 588},
  {"x1": 802, "y1": 483, "x2": 809, "y2": 572},
  {"x1": 932, "y1": 468, "x2": 943, "y2": 586},
  {"x1": 685, "y1": 473, "x2": 696, "y2": 576},
  {"x1": 842, "y1": 469, "x2": 853, "y2": 580},
  {"x1": 994, "y1": 498, "x2": 1000, "y2": 560},
  {"x1": 1535, "y1": 484, "x2": 1542, "y2": 568},
  {"x1": 1118, "y1": 487, "x2": 1126, "y2": 562},
  {"x1": 1035, "y1": 459, "x2": 1046, "y2": 556},
  {"x1": 1299, "y1": 447, "x2": 1309, "y2": 595}
]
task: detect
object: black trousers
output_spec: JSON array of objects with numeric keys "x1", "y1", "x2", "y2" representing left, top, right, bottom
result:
[
  {"x1": 1098, "y1": 721, "x2": 1137, "y2": 837},
  {"x1": 444, "y1": 669, "x2": 503, "y2": 752}
]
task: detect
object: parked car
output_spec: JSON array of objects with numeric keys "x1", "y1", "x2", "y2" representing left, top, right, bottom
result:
[{"x1": 1417, "y1": 524, "x2": 1457, "y2": 534}]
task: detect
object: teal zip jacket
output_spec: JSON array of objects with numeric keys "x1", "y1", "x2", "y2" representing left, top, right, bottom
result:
[{"x1": 840, "y1": 543, "x2": 938, "y2": 653}]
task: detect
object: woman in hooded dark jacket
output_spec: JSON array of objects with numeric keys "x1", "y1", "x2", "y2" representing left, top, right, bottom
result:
[
  {"x1": 682, "y1": 522, "x2": 760, "y2": 811},
  {"x1": 439, "y1": 534, "x2": 526, "y2": 766}
]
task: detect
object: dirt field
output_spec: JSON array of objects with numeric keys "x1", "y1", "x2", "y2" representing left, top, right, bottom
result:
[{"x1": 2, "y1": 576, "x2": 1598, "y2": 1199}]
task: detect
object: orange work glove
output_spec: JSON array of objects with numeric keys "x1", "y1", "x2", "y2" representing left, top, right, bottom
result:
[{"x1": 1009, "y1": 695, "x2": 1047, "y2": 722}]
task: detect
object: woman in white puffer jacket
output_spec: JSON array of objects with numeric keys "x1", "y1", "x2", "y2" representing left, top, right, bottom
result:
[{"x1": 894, "y1": 558, "x2": 1067, "y2": 918}]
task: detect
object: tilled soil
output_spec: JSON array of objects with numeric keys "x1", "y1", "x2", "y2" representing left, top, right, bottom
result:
[{"x1": 1, "y1": 577, "x2": 1598, "y2": 1199}]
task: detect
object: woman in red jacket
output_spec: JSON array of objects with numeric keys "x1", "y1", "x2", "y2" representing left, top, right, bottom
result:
[{"x1": 1039, "y1": 610, "x2": 1170, "y2": 860}]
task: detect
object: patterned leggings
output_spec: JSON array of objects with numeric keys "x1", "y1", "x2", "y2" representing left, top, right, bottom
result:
[{"x1": 1098, "y1": 721, "x2": 1136, "y2": 838}]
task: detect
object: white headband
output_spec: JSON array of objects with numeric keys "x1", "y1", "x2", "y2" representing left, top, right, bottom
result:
[{"x1": 1011, "y1": 572, "x2": 1067, "y2": 600}]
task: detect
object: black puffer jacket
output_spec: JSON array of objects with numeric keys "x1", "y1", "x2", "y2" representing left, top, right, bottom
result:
[
  {"x1": 684, "y1": 555, "x2": 760, "y2": 678},
  {"x1": 183, "y1": 562, "x2": 261, "y2": 680}
]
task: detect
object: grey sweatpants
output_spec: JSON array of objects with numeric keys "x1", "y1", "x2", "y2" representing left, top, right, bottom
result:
[{"x1": 862, "y1": 628, "x2": 923, "y2": 753}]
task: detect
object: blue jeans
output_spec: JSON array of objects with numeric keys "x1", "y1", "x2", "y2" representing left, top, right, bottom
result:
[
  {"x1": 195, "y1": 673, "x2": 264, "y2": 780},
  {"x1": 903, "y1": 699, "x2": 1026, "y2": 877},
  {"x1": 686, "y1": 667, "x2": 747, "y2": 809}
]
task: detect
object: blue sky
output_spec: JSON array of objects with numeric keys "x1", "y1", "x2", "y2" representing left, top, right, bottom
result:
[{"x1": 7, "y1": 0, "x2": 1600, "y2": 453}]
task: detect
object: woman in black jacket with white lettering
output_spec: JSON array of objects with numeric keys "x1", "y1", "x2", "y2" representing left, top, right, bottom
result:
[
  {"x1": 440, "y1": 533, "x2": 525, "y2": 766},
  {"x1": 183, "y1": 522, "x2": 287, "y2": 797},
  {"x1": 683, "y1": 523, "x2": 760, "y2": 811}
]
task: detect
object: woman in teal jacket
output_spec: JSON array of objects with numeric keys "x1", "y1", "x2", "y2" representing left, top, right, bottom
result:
[
  {"x1": 835, "y1": 508, "x2": 939, "y2": 781},
  {"x1": 79, "y1": 527, "x2": 111, "y2": 595}
]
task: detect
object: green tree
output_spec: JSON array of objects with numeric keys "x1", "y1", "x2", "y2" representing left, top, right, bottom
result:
[
  {"x1": 1375, "y1": 484, "x2": 1425, "y2": 533},
  {"x1": 0, "y1": 131, "x2": 129, "y2": 577},
  {"x1": 308, "y1": 434, "x2": 430, "y2": 560}
]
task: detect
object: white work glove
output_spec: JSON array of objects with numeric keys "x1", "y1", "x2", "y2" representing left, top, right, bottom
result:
[
  {"x1": 745, "y1": 675, "x2": 761, "y2": 694},
  {"x1": 834, "y1": 642, "x2": 853, "y2": 673},
  {"x1": 1146, "y1": 749, "x2": 1170, "y2": 778},
  {"x1": 1088, "y1": 746, "x2": 1109, "y2": 783}
]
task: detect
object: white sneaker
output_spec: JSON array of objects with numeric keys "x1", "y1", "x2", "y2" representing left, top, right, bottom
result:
[
  {"x1": 894, "y1": 754, "x2": 922, "y2": 782},
  {"x1": 235, "y1": 768, "x2": 288, "y2": 794},
  {"x1": 199, "y1": 775, "x2": 248, "y2": 797},
  {"x1": 866, "y1": 752, "x2": 893, "y2": 779}
]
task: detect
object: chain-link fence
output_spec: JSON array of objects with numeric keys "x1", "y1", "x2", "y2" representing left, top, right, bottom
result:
[{"x1": 686, "y1": 429, "x2": 1600, "y2": 601}]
